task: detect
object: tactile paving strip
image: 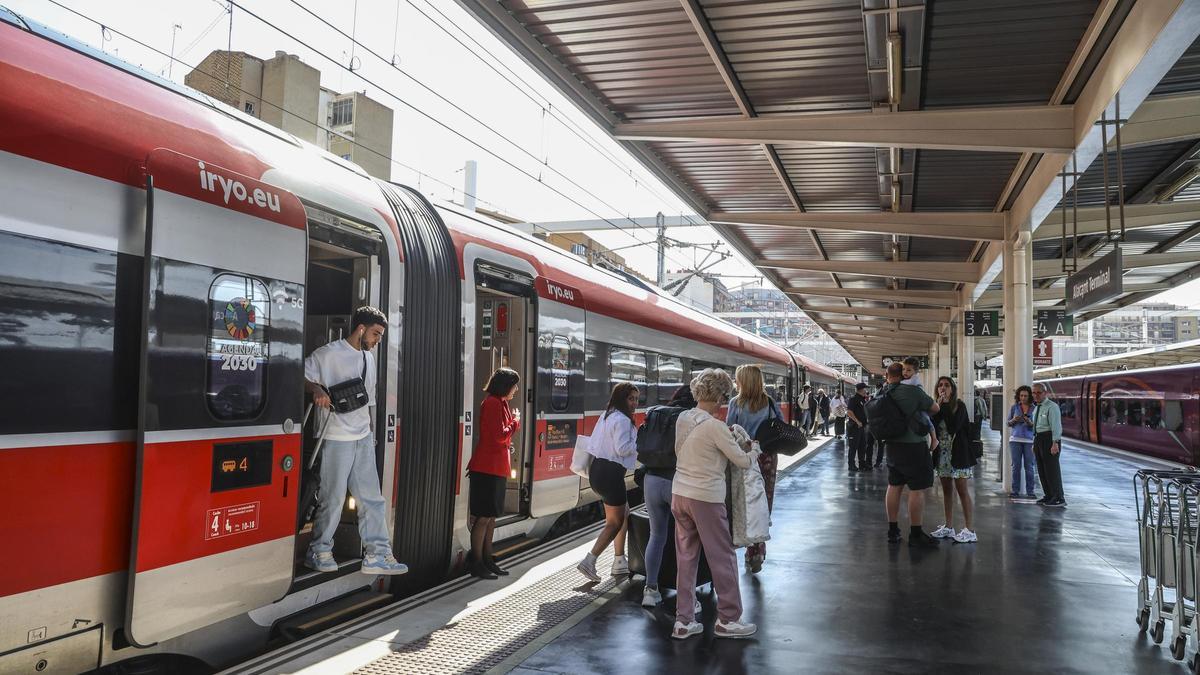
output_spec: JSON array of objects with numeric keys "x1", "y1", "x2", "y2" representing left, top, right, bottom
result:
[{"x1": 354, "y1": 551, "x2": 619, "y2": 674}]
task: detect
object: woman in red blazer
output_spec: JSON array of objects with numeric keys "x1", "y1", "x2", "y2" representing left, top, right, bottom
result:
[{"x1": 466, "y1": 368, "x2": 521, "y2": 579}]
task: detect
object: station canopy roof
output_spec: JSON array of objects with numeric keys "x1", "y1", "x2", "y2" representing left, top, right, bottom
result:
[
  {"x1": 1034, "y1": 337, "x2": 1200, "y2": 377},
  {"x1": 458, "y1": 1, "x2": 1200, "y2": 372}
]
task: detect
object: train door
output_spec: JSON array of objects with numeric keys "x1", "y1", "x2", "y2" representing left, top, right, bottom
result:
[
  {"x1": 126, "y1": 150, "x2": 306, "y2": 647},
  {"x1": 295, "y1": 210, "x2": 385, "y2": 580},
  {"x1": 1086, "y1": 379, "x2": 1101, "y2": 443},
  {"x1": 472, "y1": 262, "x2": 536, "y2": 520}
]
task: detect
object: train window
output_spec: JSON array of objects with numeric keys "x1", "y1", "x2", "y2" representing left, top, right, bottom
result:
[
  {"x1": 656, "y1": 356, "x2": 684, "y2": 402},
  {"x1": 1162, "y1": 401, "x2": 1184, "y2": 432},
  {"x1": 207, "y1": 274, "x2": 271, "y2": 420},
  {"x1": 551, "y1": 336, "x2": 570, "y2": 412},
  {"x1": 1060, "y1": 398, "x2": 1078, "y2": 419},
  {"x1": 609, "y1": 347, "x2": 648, "y2": 405}
]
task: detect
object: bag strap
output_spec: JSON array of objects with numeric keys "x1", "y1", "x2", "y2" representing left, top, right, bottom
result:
[{"x1": 361, "y1": 350, "x2": 367, "y2": 380}]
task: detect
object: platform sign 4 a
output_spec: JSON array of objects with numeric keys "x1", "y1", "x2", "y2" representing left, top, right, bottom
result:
[
  {"x1": 1037, "y1": 309, "x2": 1074, "y2": 337},
  {"x1": 964, "y1": 311, "x2": 999, "y2": 337},
  {"x1": 1033, "y1": 338, "x2": 1053, "y2": 366}
]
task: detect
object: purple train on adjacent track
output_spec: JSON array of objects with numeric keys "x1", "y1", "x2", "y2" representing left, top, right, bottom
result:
[{"x1": 1034, "y1": 364, "x2": 1200, "y2": 466}]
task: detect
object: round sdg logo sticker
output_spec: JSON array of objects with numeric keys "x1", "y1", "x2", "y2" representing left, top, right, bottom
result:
[{"x1": 223, "y1": 297, "x2": 258, "y2": 340}]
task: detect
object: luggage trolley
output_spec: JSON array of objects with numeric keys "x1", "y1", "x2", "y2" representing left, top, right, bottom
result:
[
  {"x1": 1135, "y1": 469, "x2": 1199, "y2": 641},
  {"x1": 1168, "y1": 477, "x2": 1200, "y2": 660}
]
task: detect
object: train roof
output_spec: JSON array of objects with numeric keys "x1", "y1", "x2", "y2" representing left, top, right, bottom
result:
[
  {"x1": 1036, "y1": 362, "x2": 1200, "y2": 383},
  {"x1": 0, "y1": 10, "x2": 793, "y2": 368}
]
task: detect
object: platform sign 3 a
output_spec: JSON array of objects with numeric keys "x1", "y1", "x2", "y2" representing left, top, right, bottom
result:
[
  {"x1": 1037, "y1": 309, "x2": 1074, "y2": 337},
  {"x1": 1033, "y1": 338, "x2": 1053, "y2": 366},
  {"x1": 964, "y1": 311, "x2": 999, "y2": 337}
]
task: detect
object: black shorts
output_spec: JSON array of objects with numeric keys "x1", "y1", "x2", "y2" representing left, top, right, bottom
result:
[
  {"x1": 886, "y1": 441, "x2": 934, "y2": 490},
  {"x1": 589, "y1": 457, "x2": 629, "y2": 506},
  {"x1": 468, "y1": 471, "x2": 506, "y2": 518}
]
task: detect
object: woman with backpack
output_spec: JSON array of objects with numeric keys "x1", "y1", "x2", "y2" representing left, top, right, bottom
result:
[
  {"x1": 637, "y1": 385, "x2": 696, "y2": 608},
  {"x1": 671, "y1": 368, "x2": 760, "y2": 640},
  {"x1": 929, "y1": 376, "x2": 977, "y2": 543},
  {"x1": 726, "y1": 364, "x2": 780, "y2": 574},
  {"x1": 577, "y1": 382, "x2": 640, "y2": 582},
  {"x1": 465, "y1": 368, "x2": 521, "y2": 579}
]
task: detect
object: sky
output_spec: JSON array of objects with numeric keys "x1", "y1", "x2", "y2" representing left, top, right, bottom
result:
[{"x1": 7, "y1": 0, "x2": 1198, "y2": 310}]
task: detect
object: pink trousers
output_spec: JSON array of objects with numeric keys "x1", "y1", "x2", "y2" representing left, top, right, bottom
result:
[{"x1": 672, "y1": 493, "x2": 742, "y2": 624}]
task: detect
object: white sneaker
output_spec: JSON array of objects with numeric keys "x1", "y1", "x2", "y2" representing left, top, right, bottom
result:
[
  {"x1": 672, "y1": 620, "x2": 703, "y2": 640},
  {"x1": 642, "y1": 586, "x2": 662, "y2": 607},
  {"x1": 930, "y1": 524, "x2": 955, "y2": 539},
  {"x1": 715, "y1": 619, "x2": 758, "y2": 639},
  {"x1": 361, "y1": 552, "x2": 408, "y2": 575},
  {"x1": 577, "y1": 554, "x2": 600, "y2": 582},
  {"x1": 304, "y1": 549, "x2": 337, "y2": 573},
  {"x1": 611, "y1": 555, "x2": 629, "y2": 577},
  {"x1": 954, "y1": 529, "x2": 978, "y2": 543}
]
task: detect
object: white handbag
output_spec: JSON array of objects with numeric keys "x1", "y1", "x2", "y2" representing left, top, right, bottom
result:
[
  {"x1": 570, "y1": 434, "x2": 592, "y2": 478},
  {"x1": 731, "y1": 456, "x2": 771, "y2": 548}
]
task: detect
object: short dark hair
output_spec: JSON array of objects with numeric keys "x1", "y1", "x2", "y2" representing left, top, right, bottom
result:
[
  {"x1": 351, "y1": 306, "x2": 387, "y2": 332},
  {"x1": 484, "y1": 368, "x2": 520, "y2": 397},
  {"x1": 902, "y1": 356, "x2": 920, "y2": 369},
  {"x1": 886, "y1": 362, "x2": 904, "y2": 379}
]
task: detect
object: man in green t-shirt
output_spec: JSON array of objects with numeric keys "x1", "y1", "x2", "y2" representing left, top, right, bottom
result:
[{"x1": 877, "y1": 362, "x2": 941, "y2": 547}]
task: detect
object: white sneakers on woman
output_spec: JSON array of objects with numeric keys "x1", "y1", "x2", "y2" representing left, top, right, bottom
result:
[
  {"x1": 930, "y1": 524, "x2": 956, "y2": 539},
  {"x1": 642, "y1": 586, "x2": 662, "y2": 607},
  {"x1": 611, "y1": 555, "x2": 629, "y2": 576},
  {"x1": 577, "y1": 553, "x2": 601, "y2": 582},
  {"x1": 715, "y1": 619, "x2": 758, "y2": 638},
  {"x1": 953, "y1": 528, "x2": 978, "y2": 543},
  {"x1": 672, "y1": 621, "x2": 702, "y2": 639}
]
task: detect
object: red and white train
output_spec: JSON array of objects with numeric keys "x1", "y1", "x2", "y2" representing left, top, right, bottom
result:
[{"x1": 0, "y1": 11, "x2": 851, "y2": 673}]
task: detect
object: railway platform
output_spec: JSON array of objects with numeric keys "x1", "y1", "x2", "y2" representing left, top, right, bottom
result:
[{"x1": 227, "y1": 428, "x2": 1182, "y2": 674}]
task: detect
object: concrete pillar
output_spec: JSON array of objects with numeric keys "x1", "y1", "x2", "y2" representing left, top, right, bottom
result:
[
  {"x1": 937, "y1": 329, "x2": 952, "y2": 379},
  {"x1": 1001, "y1": 219, "x2": 1034, "y2": 494},
  {"x1": 958, "y1": 312, "x2": 974, "y2": 422}
]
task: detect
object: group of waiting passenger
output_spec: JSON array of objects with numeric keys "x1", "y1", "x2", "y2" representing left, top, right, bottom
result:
[{"x1": 1005, "y1": 383, "x2": 1067, "y2": 507}]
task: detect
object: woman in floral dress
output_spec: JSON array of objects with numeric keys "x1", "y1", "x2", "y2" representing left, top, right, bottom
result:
[{"x1": 928, "y1": 376, "x2": 977, "y2": 543}]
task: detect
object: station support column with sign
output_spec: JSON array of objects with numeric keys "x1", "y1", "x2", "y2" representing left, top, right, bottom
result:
[
  {"x1": 1001, "y1": 220, "x2": 1034, "y2": 495},
  {"x1": 958, "y1": 310, "x2": 975, "y2": 424}
]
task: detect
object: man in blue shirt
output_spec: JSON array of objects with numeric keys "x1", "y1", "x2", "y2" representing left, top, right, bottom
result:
[{"x1": 1031, "y1": 383, "x2": 1066, "y2": 507}]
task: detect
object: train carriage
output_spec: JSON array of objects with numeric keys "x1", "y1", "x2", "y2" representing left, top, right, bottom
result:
[{"x1": 0, "y1": 11, "x2": 802, "y2": 673}]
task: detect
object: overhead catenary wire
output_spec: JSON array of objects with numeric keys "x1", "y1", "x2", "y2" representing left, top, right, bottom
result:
[
  {"x1": 41, "y1": 0, "x2": 701, "y2": 273},
  {"x1": 42, "y1": 0, "x2": 506, "y2": 213},
  {"x1": 232, "y1": 0, "x2": 699, "y2": 271},
  {"x1": 277, "y1": 0, "x2": 700, "y2": 252}
]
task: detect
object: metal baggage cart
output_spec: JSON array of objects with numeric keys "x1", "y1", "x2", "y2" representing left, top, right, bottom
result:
[
  {"x1": 1135, "y1": 469, "x2": 1198, "y2": 641},
  {"x1": 1167, "y1": 478, "x2": 1200, "y2": 659}
]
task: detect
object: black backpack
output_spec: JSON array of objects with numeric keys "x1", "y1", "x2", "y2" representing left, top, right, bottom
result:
[
  {"x1": 636, "y1": 405, "x2": 686, "y2": 469},
  {"x1": 865, "y1": 388, "x2": 920, "y2": 441}
]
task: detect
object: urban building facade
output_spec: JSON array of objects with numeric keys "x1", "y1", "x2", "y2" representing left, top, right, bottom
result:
[
  {"x1": 186, "y1": 50, "x2": 393, "y2": 180},
  {"x1": 1049, "y1": 302, "x2": 1200, "y2": 364}
]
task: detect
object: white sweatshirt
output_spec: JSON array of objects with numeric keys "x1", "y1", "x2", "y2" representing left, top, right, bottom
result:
[{"x1": 672, "y1": 408, "x2": 757, "y2": 503}]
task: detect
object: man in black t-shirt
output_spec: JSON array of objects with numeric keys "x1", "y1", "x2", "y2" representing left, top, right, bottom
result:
[{"x1": 846, "y1": 383, "x2": 869, "y2": 472}]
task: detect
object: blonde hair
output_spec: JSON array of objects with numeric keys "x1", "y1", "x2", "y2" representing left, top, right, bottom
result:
[
  {"x1": 734, "y1": 364, "x2": 769, "y2": 412},
  {"x1": 690, "y1": 368, "x2": 735, "y2": 404}
]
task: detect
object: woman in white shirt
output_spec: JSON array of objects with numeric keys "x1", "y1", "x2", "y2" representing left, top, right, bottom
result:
[
  {"x1": 577, "y1": 382, "x2": 640, "y2": 582},
  {"x1": 670, "y1": 368, "x2": 759, "y2": 641},
  {"x1": 832, "y1": 393, "x2": 848, "y2": 439}
]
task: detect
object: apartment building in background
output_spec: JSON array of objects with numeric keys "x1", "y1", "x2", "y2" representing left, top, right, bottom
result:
[{"x1": 185, "y1": 50, "x2": 393, "y2": 180}]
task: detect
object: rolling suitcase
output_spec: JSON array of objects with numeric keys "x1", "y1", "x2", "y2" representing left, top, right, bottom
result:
[{"x1": 625, "y1": 509, "x2": 712, "y2": 590}]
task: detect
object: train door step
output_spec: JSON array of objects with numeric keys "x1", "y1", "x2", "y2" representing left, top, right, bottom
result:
[
  {"x1": 491, "y1": 535, "x2": 539, "y2": 559},
  {"x1": 292, "y1": 557, "x2": 363, "y2": 592},
  {"x1": 271, "y1": 587, "x2": 392, "y2": 643}
]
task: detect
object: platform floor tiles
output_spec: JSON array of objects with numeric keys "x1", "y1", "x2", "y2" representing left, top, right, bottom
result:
[{"x1": 508, "y1": 432, "x2": 1185, "y2": 675}]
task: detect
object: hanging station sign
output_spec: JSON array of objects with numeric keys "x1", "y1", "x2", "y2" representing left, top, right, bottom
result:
[
  {"x1": 1036, "y1": 309, "x2": 1074, "y2": 337},
  {"x1": 881, "y1": 355, "x2": 930, "y2": 370},
  {"x1": 963, "y1": 311, "x2": 999, "y2": 337},
  {"x1": 1066, "y1": 248, "x2": 1123, "y2": 314}
]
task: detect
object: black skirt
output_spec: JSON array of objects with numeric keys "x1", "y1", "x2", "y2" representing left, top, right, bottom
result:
[
  {"x1": 469, "y1": 471, "x2": 506, "y2": 518},
  {"x1": 589, "y1": 456, "x2": 629, "y2": 506}
]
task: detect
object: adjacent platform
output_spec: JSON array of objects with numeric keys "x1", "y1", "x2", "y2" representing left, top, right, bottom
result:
[{"x1": 229, "y1": 430, "x2": 1184, "y2": 674}]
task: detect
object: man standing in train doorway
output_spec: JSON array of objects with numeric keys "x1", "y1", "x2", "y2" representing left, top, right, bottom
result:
[
  {"x1": 304, "y1": 306, "x2": 408, "y2": 575},
  {"x1": 1031, "y1": 384, "x2": 1066, "y2": 508}
]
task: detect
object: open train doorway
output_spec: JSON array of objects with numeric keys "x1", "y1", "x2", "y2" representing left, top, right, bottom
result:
[
  {"x1": 295, "y1": 212, "x2": 385, "y2": 584},
  {"x1": 472, "y1": 262, "x2": 536, "y2": 522}
]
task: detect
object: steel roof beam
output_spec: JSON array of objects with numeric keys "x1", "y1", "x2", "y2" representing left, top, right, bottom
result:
[
  {"x1": 760, "y1": 259, "x2": 981, "y2": 283},
  {"x1": 1113, "y1": 92, "x2": 1200, "y2": 148},
  {"x1": 1034, "y1": 201, "x2": 1200, "y2": 240},
  {"x1": 803, "y1": 304, "x2": 952, "y2": 323},
  {"x1": 785, "y1": 286, "x2": 961, "y2": 307},
  {"x1": 709, "y1": 211, "x2": 1004, "y2": 241},
  {"x1": 820, "y1": 316, "x2": 947, "y2": 331},
  {"x1": 614, "y1": 106, "x2": 1076, "y2": 154},
  {"x1": 510, "y1": 214, "x2": 704, "y2": 234},
  {"x1": 1032, "y1": 251, "x2": 1200, "y2": 279}
]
